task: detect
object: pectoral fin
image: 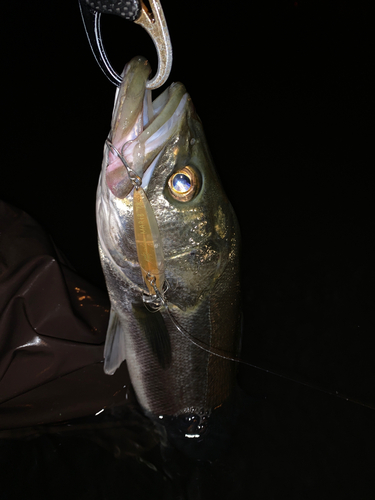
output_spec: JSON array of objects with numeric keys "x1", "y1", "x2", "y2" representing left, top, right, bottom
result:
[
  {"x1": 132, "y1": 304, "x2": 172, "y2": 369},
  {"x1": 103, "y1": 308, "x2": 126, "y2": 375}
]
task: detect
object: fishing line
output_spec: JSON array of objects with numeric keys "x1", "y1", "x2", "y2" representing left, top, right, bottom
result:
[
  {"x1": 106, "y1": 140, "x2": 142, "y2": 187},
  {"x1": 144, "y1": 274, "x2": 375, "y2": 411}
]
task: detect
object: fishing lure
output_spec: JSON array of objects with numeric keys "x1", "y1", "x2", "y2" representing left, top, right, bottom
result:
[{"x1": 106, "y1": 140, "x2": 165, "y2": 297}]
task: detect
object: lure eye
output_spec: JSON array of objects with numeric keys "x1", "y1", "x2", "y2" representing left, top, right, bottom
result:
[{"x1": 168, "y1": 166, "x2": 199, "y2": 202}]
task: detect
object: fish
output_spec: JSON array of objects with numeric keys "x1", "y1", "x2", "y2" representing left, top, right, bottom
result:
[{"x1": 96, "y1": 56, "x2": 242, "y2": 442}]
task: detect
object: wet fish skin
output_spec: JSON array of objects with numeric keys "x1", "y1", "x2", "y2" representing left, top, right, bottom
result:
[{"x1": 96, "y1": 56, "x2": 241, "y2": 420}]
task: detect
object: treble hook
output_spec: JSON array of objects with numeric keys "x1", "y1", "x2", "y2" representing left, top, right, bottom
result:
[{"x1": 78, "y1": 0, "x2": 173, "y2": 89}]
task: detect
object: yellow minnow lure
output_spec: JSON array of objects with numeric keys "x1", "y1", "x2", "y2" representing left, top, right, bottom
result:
[
  {"x1": 105, "y1": 139, "x2": 165, "y2": 296},
  {"x1": 133, "y1": 186, "x2": 165, "y2": 295}
]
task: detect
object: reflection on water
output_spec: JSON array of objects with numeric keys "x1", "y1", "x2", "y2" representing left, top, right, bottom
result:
[
  {"x1": 1, "y1": 378, "x2": 374, "y2": 500},
  {"x1": 0, "y1": 391, "x2": 252, "y2": 500}
]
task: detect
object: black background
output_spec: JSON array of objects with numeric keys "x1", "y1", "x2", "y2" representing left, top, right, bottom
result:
[
  {"x1": 2, "y1": 1, "x2": 372, "y2": 289},
  {"x1": 1, "y1": 1, "x2": 375, "y2": 498}
]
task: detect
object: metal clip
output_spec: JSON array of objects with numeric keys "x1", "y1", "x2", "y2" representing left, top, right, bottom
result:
[
  {"x1": 134, "y1": 1, "x2": 172, "y2": 89},
  {"x1": 78, "y1": 0, "x2": 172, "y2": 89}
]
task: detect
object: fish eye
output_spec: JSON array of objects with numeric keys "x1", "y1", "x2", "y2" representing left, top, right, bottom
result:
[{"x1": 168, "y1": 166, "x2": 200, "y2": 202}]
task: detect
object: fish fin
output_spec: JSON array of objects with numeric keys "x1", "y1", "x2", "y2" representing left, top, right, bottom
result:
[
  {"x1": 132, "y1": 304, "x2": 172, "y2": 369},
  {"x1": 103, "y1": 308, "x2": 126, "y2": 375}
]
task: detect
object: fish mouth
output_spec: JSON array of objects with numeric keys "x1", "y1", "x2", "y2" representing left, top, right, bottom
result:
[{"x1": 106, "y1": 56, "x2": 188, "y2": 199}]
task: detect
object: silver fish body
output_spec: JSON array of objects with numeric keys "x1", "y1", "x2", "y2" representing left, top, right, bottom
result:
[{"x1": 96, "y1": 56, "x2": 241, "y2": 427}]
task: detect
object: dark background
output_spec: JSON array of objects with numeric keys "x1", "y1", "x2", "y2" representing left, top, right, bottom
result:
[
  {"x1": 1, "y1": 1, "x2": 372, "y2": 284},
  {"x1": 1, "y1": 1, "x2": 375, "y2": 498},
  {"x1": 2, "y1": 1, "x2": 373, "y2": 288}
]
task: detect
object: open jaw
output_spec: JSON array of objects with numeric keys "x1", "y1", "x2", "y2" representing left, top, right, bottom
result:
[{"x1": 106, "y1": 56, "x2": 188, "y2": 199}]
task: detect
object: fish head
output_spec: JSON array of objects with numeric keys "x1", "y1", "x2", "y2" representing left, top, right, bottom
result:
[{"x1": 97, "y1": 56, "x2": 242, "y2": 450}]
